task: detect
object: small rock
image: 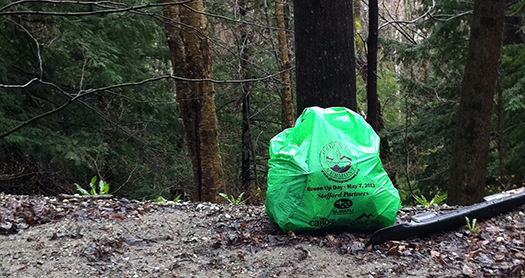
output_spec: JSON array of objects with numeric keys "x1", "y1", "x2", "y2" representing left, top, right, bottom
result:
[
  {"x1": 16, "y1": 223, "x2": 29, "y2": 230},
  {"x1": 0, "y1": 222, "x2": 13, "y2": 231},
  {"x1": 124, "y1": 237, "x2": 145, "y2": 247},
  {"x1": 183, "y1": 237, "x2": 199, "y2": 243}
]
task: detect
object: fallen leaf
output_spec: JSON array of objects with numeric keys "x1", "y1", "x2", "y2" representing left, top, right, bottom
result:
[
  {"x1": 515, "y1": 252, "x2": 525, "y2": 260},
  {"x1": 494, "y1": 253, "x2": 505, "y2": 261},
  {"x1": 327, "y1": 234, "x2": 338, "y2": 246},
  {"x1": 462, "y1": 264, "x2": 475, "y2": 277},
  {"x1": 386, "y1": 246, "x2": 398, "y2": 255}
]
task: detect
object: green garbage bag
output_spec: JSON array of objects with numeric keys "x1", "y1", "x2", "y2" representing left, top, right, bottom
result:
[{"x1": 265, "y1": 107, "x2": 401, "y2": 232}]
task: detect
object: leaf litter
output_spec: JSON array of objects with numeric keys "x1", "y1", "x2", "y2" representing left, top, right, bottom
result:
[{"x1": 0, "y1": 192, "x2": 524, "y2": 277}]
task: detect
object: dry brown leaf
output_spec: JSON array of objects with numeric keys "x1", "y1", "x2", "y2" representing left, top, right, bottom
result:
[
  {"x1": 326, "y1": 234, "x2": 338, "y2": 246},
  {"x1": 386, "y1": 246, "x2": 398, "y2": 255},
  {"x1": 485, "y1": 224, "x2": 501, "y2": 234},
  {"x1": 515, "y1": 252, "x2": 525, "y2": 260},
  {"x1": 505, "y1": 224, "x2": 516, "y2": 231}
]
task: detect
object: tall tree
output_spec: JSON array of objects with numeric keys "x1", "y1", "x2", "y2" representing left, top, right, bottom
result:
[
  {"x1": 275, "y1": 0, "x2": 294, "y2": 129},
  {"x1": 448, "y1": 0, "x2": 505, "y2": 205},
  {"x1": 163, "y1": 1, "x2": 224, "y2": 202},
  {"x1": 237, "y1": 0, "x2": 254, "y2": 191},
  {"x1": 366, "y1": 0, "x2": 379, "y2": 131},
  {"x1": 366, "y1": 0, "x2": 391, "y2": 166},
  {"x1": 294, "y1": 1, "x2": 357, "y2": 114}
]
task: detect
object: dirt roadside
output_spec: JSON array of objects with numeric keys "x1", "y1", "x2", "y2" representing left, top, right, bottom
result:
[{"x1": 1, "y1": 193, "x2": 524, "y2": 277}]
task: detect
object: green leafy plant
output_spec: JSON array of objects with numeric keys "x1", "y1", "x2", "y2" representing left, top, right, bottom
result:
[
  {"x1": 153, "y1": 195, "x2": 181, "y2": 203},
  {"x1": 413, "y1": 194, "x2": 447, "y2": 207},
  {"x1": 219, "y1": 192, "x2": 245, "y2": 205},
  {"x1": 465, "y1": 217, "x2": 479, "y2": 233},
  {"x1": 75, "y1": 176, "x2": 110, "y2": 196},
  {"x1": 153, "y1": 196, "x2": 168, "y2": 202}
]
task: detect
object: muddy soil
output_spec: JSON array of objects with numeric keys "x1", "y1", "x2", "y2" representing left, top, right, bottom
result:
[{"x1": 1, "y1": 193, "x2": 524, "y2": 277}]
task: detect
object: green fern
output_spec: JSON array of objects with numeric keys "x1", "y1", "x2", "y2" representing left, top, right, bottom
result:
[
  {"x1": 219, "y1": 192, "x2": 245, "y2": 205},
  {"x1": 75, "y1": 176, "x2": 109, "y2": 196},
  {"x1": 465, "y1": 217, "x2": 479, "y2": 233}
]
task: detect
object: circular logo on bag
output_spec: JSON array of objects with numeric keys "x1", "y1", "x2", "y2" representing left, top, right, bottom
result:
[
  {"x1": 320, "y1": 141, "x2": 359, "y2": 182},
  {"x1": 334, "y1": 198, "x2": 353, "y2": 209}
]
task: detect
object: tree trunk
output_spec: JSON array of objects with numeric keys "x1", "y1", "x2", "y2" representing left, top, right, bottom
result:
[
  {"x1": 497, "y1": 68, "x2": 505, "y2": 181},
  {"x1": 275, "y1": 0, "x2": 294, "y2": 129},
  {"x1": 448, "y1": 0, "x2": 505, "y2": 205},
  {"x1": 366, "y1": 0, "x2": 392, "y2": 178},
  {"x1": 241, "y1": 88, "x2": 251, "y2": 189},
  {"x1": 238, "y1": 0, "x2": 252, "y2": 191},
  {"x1": 163, "y1": 0, "x2": 224, "y2": 202},
  {"x1": 294, "y1": 0, "x2": 357, "y2": 115},
  {"x1": 366, "y1": 0, "x2": 378, "y2": 131}
]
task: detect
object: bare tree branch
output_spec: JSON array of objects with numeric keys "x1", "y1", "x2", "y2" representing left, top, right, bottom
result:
[
  {"x1": 181, "y1": 3, "x2": 292, "y2": 32},
  {"x1": 0, "y1": 0, "x2": 118, "y2": 12},
  {"x1": 0, "y1": 78, "x2": 39, "y2": 89},
  {"x1": 1, "y1": 0, "x2": 283, "y2": 85},
  {"x1": 110, "y1": 166, "x2": 136, "y2": 194},
  {"x1": 379, "y1": 0, "x2": 436, "y2": 30},
  {"x1": 430, "y1": 10, "x2": 473, "y2": 22},
  {"x1": 0, "y1": 0, "x2": 194, "y2": 16},
  {"x1": 6, "y1": 19, "x2": 44, "y2": 79},
  {"x1": 377, "y1": 2, "x2": 418, "y2": 44},
  {"x1": 1, "y1": 89, "x2": 79, "y2": 140},
  {"x1": 0, "y1": 69, "x2": 293, "y2": 140},
  {"x1": 1, "y1": 0, "x2": 290, "y2": 32},
  {"x1": 378, "y1": 0, "x2": 474, "y2": 31},
  {"x1": 79, "y1": 47, "x2": 88, "y2": 90}
]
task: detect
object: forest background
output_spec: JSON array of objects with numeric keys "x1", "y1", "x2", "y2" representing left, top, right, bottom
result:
[{"x1": 1, "y1": 0, "x2": 524, "y2": 205}]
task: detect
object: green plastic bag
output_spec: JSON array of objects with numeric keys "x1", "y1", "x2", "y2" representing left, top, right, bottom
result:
[{"x1": 265, "y1": 107, "x2": 401, "y2": 232}]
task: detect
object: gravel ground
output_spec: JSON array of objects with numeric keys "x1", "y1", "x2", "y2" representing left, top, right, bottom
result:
[{"x1": 1, "y1": 193, "x2": 524, "y2": 277}]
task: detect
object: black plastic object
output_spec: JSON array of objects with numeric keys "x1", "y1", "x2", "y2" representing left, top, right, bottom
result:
[{"x1": 366, "y1": 188, "x2": 525, "y2": 246}]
